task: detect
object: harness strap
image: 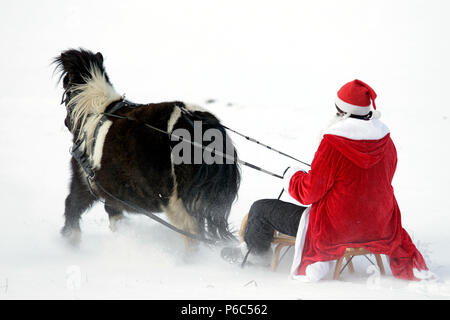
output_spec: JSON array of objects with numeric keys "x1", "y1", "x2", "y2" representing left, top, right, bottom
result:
[
  {"x1": 71, "y1": 140, "x2": 95, "y2": 178},
  {"x1": 86, "y1": 177, "x2": 218, "y2": 245},
  {"x1": 73, "y1": 98, "x2": 141, "y2": 176},
  {"x1": 105, "y1": 98, "x2": 142, "y2": 114}
]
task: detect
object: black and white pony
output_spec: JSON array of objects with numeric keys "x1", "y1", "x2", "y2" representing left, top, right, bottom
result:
[{"x1": 54, "y1": 48, "x2": 240, "y2": 248}]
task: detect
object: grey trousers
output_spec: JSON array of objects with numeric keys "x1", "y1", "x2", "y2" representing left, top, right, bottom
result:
[{"x1": 243, "y1": 199, "x2": 307, "y2": 254}]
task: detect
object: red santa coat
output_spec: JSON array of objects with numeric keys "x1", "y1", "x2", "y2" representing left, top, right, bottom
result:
[{"x1": 288, "y1": 117, "x2": 428, "y2": 280}]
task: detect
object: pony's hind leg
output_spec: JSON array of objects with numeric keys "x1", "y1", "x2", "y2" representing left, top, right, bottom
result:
[
  {"x1": 162, "y1": 193, "x2": 200, "y2": 252},
  {"x1": 104, "y1": 202, "x2": 125, "y2": 231},
  {"x1": 61, "y1": 162, "x2": 96, "y2": 244}
]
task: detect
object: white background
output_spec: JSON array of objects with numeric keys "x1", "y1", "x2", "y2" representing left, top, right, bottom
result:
[{"x1": 0, "y1": 0, "x2": 449, "y2": 299}]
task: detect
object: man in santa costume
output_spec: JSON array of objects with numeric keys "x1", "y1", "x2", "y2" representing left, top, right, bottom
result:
[{"x1": 222, "y1": 79, "x2": 431, "y2": 282}]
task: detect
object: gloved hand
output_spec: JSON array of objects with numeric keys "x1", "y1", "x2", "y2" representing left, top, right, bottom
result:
[{"x1": 283, "y1": 166, "x2": 305, "y2": 192}]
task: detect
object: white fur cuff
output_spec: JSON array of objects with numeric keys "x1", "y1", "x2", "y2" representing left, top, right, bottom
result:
[{"x1": 283, "y1": 167, "x2": 304, "y2": 192}]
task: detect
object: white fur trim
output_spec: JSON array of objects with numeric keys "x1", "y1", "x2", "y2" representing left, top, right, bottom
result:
[
  {"x1": 413, "y1": 268, "x2": 439, "y2": 281},
  {"x1": 290, "y1": 207, "x2": 310, "y2": 279},
  {"x1": 323, "y1": 117, "x2": 390, "y2": 141},
  {"x1": 335, "y1": 96, "x2": 371, "y2": 116},
  {"x1": 283, "y1": 167, "x2": 303, "y2": 192},
  {"x1": 372, "y1": 110, "x2": 381, "y2": 119},
  {"x1": 305, "y1": 261, "x2": 333, "y2": 282},
  {"x1": 290, "y1": 208, "x2": 333, "y2": 282}
]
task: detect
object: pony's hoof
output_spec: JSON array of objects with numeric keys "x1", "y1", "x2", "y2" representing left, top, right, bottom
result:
[{"x1": 61, "y1": 226, "x2": 81, "y2": 246}]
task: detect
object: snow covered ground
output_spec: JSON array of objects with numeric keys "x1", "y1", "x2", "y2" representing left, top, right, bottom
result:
[{"x1": 1, "y1": 0, "x2": 450, "y2": 299}]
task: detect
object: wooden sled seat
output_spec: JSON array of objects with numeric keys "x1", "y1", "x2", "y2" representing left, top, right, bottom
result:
[
  {"x1": 333, "y1": 247, "x2": 386, "y2": 280},
  {"x1": 271, "y1": 233, "x2": 296, "y2": 271},
  {"x1": 239, "y1": 213, "x2": 386, "y2": 278}
]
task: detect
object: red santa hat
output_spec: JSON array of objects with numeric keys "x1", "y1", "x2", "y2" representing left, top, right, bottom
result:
[{"x1": 335, "y1": 79, "x2": 380, "y2": 118}]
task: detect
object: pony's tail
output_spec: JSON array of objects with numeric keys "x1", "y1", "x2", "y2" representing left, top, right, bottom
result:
[
  {"x1": 172, "y1": 109, "x2": 241, "y2": 241},
  {"x1": 53, "y1": 48, "x2": 121, "y2": 132}
]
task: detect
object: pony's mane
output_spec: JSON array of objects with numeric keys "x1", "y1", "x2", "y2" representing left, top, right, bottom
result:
[
  {"x1": 53, "y1": 48, "x2": 110, "y2": 86},
  {"x1": 68, "y1": 66, "x2": 121, "y2": 142},
  {"x1": 53, "y1": 49, "x2": 121, "y2": 146}
]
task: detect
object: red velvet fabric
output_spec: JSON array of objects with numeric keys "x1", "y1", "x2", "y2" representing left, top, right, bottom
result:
[{"x1": 288, "y1": 133, "x2": 428, "y2": 280}]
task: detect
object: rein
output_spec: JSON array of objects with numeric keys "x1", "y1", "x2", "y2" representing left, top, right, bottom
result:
[
  {"x1": 102, "y1": 106, "x2": 289, "y2": 180},
  {"x1": 176, "y1": 104, "x2": 311, "y2": 168}
]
